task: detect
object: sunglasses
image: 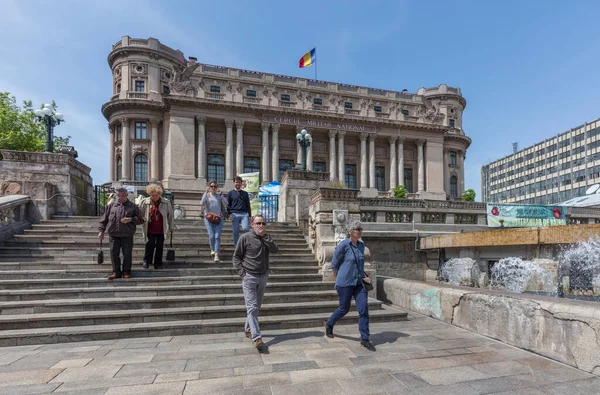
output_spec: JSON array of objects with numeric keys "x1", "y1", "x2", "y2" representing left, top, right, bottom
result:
[
  {"x1": 210, "y1": 185, "x2": 216, "y2": 188},
  {"x1": 254, "y1": 222, "x2": 266, "y2": 226},
  {"x1": 353, "y1": 228, "x2": 363, "y2": 231}
]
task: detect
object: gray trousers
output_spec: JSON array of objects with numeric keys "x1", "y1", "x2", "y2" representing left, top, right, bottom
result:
[{"x1": 242, "y1": 272, "x2": 269, "y2": 341}]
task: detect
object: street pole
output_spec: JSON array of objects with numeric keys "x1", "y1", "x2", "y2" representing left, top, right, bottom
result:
[{"x1": 45, "y1": 116, "x2": 54, "y2": 152}]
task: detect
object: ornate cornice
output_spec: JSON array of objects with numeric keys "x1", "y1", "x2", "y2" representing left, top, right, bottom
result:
[
  {"x1": 107, "y1": 46, "x2": 186, "y2": 70},
  {"x1": 444, "y1": 133, "x2": 472, "y2": 149},
  {"x1": 101, "y1": 99, "x2": 165, "y2": 121}
]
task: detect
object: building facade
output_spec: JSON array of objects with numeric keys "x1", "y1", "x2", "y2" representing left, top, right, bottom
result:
[
  {"x1": 102, "y1": 36, "x2": 470, "y2": 201},
  {"x1": 481, "y1": 117, "x2": 600, "y2": 204}
]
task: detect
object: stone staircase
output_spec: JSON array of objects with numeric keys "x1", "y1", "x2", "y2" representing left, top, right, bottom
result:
[{"x1": 0, "y1": 216, "x2": 407, "y2": 346}]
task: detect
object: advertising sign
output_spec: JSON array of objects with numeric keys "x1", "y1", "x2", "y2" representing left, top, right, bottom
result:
[
  {"x1": 487, "y1": 203, "x2": 567, "y2": 228},
  {"x1": 239, "y1": 172, "x2": 260, "y2": 217}
]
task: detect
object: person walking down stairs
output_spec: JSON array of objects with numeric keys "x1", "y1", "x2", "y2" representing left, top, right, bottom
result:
[
  {"x1": 200, "y1": 180, "x2": 228, "y2": 263},
  {"x1": 139, "y1": 184, "x2": 174, "y2": 270},
  {"x1": 98, "y1": 187, "x2": 145, "y2": 280}
]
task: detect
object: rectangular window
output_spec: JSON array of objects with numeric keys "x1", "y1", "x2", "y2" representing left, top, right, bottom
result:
[
  {"x1": 279, "y1": 159, "x2": 294, "y2": 179},
  {"x1": 449, "y1": 119, "x2": 455, "y2": 128},
  {"x1": 135, "y1": 122, "x2": 147, "y2": 139},
  {"x1": 450, "y1": 151, "x2": 457, "y2": 165},
  {"x1": 280, "y1": 94, "x2": 290, "y2": 101},
  {"x1": 404, "y1": 168, "x2": 413, "y2": 193},
  {"x1": 401, "y1": 109, "x2": 409, "y2": 116},
  {"x1": 313, "y1": 98, "x2": 322, "y2": 105},
  {"x1": 375, "y1": 166, "x2": 385, "y2": 191},
  {"x1": 207, "y1": 154, "x2": 225, "y2": 185},
  {"x1": 313, "y1": 162, "x2": 326, "y2": 172},
  {"x1": 344, "y1": 164, "x2": 357, "y2": 189},
  {"x1": 244, "y1": 157, "x2": 261, "y2": 175},
  {"x1": 115, "y1": 125, "x2": 122, "y2": 141},
  {"x1": 210, "y1": 85, "x2": 221, "y2": 93},
  {"x1": 246, "y1": 89, "x2": 256, "y2": 97},
  {"x1": 163, "y1": 85, "x2": 170, "y2": 94},
  {"x1": 344, "y1": 102, "x2": 353, "y2": 109},
  {"x1": 135, "y1": 80, "x2": 145, "y2": 92},
  {"x1": 374, "y1": 106, "x2": 382, "y2": 112}
]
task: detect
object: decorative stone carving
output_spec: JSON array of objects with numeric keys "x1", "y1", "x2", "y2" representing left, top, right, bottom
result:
[
  {"x1": 271, "y1": 123, "x2": 280, "y2": 133},
  {"x1": 261, "y1": 123, "x2": 270, "y2": 133},
  {"x1": 359, "y1": 133, "x2": 368, "y2": 142},
  {"x1": 0, "y1": 208, "x2": 15, "y2": 226},
  {"x1": 224, "y1": 119, "x2": 234, "y2": 129},
  {"x1": 196, "y1": 116, "x2": 206, "y2": 126},
  {"x1": 114, "y1": 67, "x2": 121, "y2": 77},
  {"x1": 131, "y1": 63, "x2": 148, "y2": 75},
  {"x1": 170, "y1": 63, "x2": 200, "y2": 96},
  {"x1": 160, "y1": 68, "x2": 172, "y2": 82},
  {"x1": 235, "y1": 120, "x2": 244, "y2": 130},
  {"x1": 388, "y1": 136, "x2": 398, "y2": 144},
  {"x1": 132, "y1": 145, "x2": 148, "y2": 155},
  {"x1": 328, "y1": 130, "x2": 337, "y2": 139},
  {"x1": 116, "y1": 147, "x2": 122, "y2": 155},
  {"x1": 148, "y1": 118, "x2": 160, "y2": 128},
  {"x1": 417, "y1": 97, "x2": 445, "y2": 124},
  {"x1": 120, "y1": 117, "x2": 129, "y2": 127}
]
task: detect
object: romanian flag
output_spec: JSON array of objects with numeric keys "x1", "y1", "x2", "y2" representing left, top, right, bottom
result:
[{"x1": 299, "y1": 48, "x2": 316, "y2": 68}]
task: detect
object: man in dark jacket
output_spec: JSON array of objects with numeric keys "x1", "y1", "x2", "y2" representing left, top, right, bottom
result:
[
  {"x1": 227, "y1": 176, "x2": 251, "y2": 247},
  {"x1": 233, "y1": 215, "x2": 278, "y2": 350},
  {"x1": 98, "y1": 188, "x2": 145, "y2": 280}
]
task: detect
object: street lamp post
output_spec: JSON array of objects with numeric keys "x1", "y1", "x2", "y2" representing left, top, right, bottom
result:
[
  {"x1": 296, "y1": 129, "x2": 312, "y2": 171},
  {"x1": 34, "y1": 103, "x2": 64, "y2": 152}
]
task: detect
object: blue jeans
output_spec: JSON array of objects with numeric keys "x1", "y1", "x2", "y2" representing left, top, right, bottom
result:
[
  {"x1": 204, "y1": 217, "x2": 224, "y2": 253},
  {"x1": 327, "y1": 283, "x2": 370, "y2": 340},
  {"x1": 231, "y1": 212, "x2": 249, "y2": 247}
]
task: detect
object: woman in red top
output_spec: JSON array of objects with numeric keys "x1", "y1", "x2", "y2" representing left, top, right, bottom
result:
[{"x1": 139, "y1": 184, "x2": 174, "y2": 269}]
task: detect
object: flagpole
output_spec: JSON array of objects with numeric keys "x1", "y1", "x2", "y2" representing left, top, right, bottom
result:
[{"x1": 314, "y1": 47, "x2": 318, "y2": 80}]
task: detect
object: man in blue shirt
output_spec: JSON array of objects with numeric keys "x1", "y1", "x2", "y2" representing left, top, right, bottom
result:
[{"x1": 227, "y1": 176, "x2": 251, "y2": 247}]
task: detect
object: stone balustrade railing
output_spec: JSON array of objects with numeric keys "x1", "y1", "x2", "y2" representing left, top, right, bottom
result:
[{"x1": 0, "y1": 195, "x2": 32, "y2": 242}]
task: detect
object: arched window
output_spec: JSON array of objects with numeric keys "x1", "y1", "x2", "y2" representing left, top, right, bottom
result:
[
  {"x1": 450, "y1": 176, "x2": 458, "y2": 199},
  {"x1": 134, "y1": 154, "x2": 148, "y2": 181},
  {"x1": 116, "y1": 156, "x2": 122, "y2": 181}
]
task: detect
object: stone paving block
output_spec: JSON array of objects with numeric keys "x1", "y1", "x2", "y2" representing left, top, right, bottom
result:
[
  {"x1": 271, "y1": 360, "x2": 318, "y2": 372},
  {"x1": 260, "y1": 351, "x2": 310, "y2": 365},
  {"x1": 87, "y1": 354, "x2": 154, "y2": 366},
  {"x1": 53, "y1": 374, "x2": 156, "y2": 392},
  {"x1": 421, "y1": 338, "x2": 486, "y2": 351},
  {"x1": 349, "y1": 355, "x2": 379, "y2": 365},
  {"x1": 154, "y1": 370, "x2": 201, "y2": 383},
  {"x1": 313, "y1": 358, "x2": 353, "y2": 368},
  {"x1": 51, "y1": 358, "x2": 93, "y2": 368},
  {"x1": 0, "y1": 353, "x2": 27, "y2": 366},
  {"x1": 470, "y1": 360, "x2": 535, "y2": 377},
  {"x1": 513, "y1": 356, "x2": 566, "y2": 371},
  {"x1": 179, "y1": 342, "x2": 249, "y2": 352},
  {"x1": 337, "y1": 372, "x2": 408, "y2": 394},
  {"x1": 104, "y1": 381, "x2": 186, "y2": 395},
  {"x1": 490, "y1": 390, "x2": 549, "y2": 395},
  {"x1": 54, "y1": 388, "x2": 110, "y2": 395},
  {"x1": 0, "y1": 356, "x2": 64, "y2": 373},
  {"x1": 105, "y1": 346, "x2": 178, "y2": 358},
  {"x1": 265, "y1": 343, "x2": 322, "y2": 353},
  {"x1": 197, "y1": 368, "x2": 235, "y2": 380},
  {"x1": 185, "y1": 354, "x2": 263, "y2": 371},
  {"x1": 151, "y1": 349, "x2": 236, "y2": 362},
  {"x1": 348, "y1": 360, "x2": 415, "y2": 377},
  {"x1": 271, "y1": 379, "x2": 347, "y2": 395},
  {"x1": 287, "y1": 366, "x2": 353, "y2": 385},
  {"x1": 115, "y1": 359, "x2": 187, "y2": 377},
  {"x1": 0, "y1": 382, "x2": 61, "y2": 395},
  {"x1": 0, "y1": 368, "x2": 63, "y2": 387},
  {"x1": 51, "y1": 364, "x2": 122, "y2": 383},
  {"x1": 124, "y1": 342, "x2": 160, "y2": 349},
  {"x1": 390, "y1": 383, "x2": 481, "y2": 395},
  {"x1": 463, "y1": 373, "x2": 550, "y2": 393},
  {"x1": 391, "y1": 372, "x2": 431, "y2": 388},
  {"x1": 210, "y1": 388, "x2": 272, "y2": 395},
  {"x1": 408, "y1": 351, "x2": 506, "y2": 370},
  {"x1": 243, "y1": 371, "x2": 292, "y2": 388},
  {"x1": 414, "y1": 365, "x2": 492, "y2": 386},
  {"x1": 537, "y1": 366, "x2": 595, "y2": 383},
  {"x1": 183, "y1": 375, "x2": 244, "y2": 394},
  {"x1": 233, "y1": 365, "x2": 274, "y2": 375},
  {"x1": 304, "y1": 347, "x2": 356, "y2": 360}
]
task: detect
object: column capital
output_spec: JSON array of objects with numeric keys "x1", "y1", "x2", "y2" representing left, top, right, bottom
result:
[
  {"x1": 359, "y1": 133, "x2": 368, "y2": 142},
  {"x1": 328, "y1": 130, "x2": 337, "y2": 139},
  {"x1": 224, "y1": 118, "x2": 234, "y2": 128},
  {"x1": 235, "y1": 119, "x2": 245, "y2": 130},
  {"x1": 444, "y1": 147, "x2": 452, "y2": 154},
  {"x1": 271, "y1": 123, "x2": 280, "y2": 133},
  {"x1": 416, "y1": 139, "x2": 426, "y2": 147},
  {"x1": 387, "y1": 136, "x2": 398, "y2": 144},
  {"x1": 148, "y1": 117, "x2": 160, "y2": 127},
  {"x1": 397, "y1": 136, "x2": 406, "y2": 143},
  {"x1": 120, "y1": 117, "x2": 129, "y2": 126},
  {"x1": 262, "y1": 122, "x2": 270, "y2": 133},
  {"x1": 195, "y1": 116, "x2": 206, "y2": 126},
  {"x1": 337, "y1": 130, "x2": 346, "y2": 138},
  {"x1": 369, "y1": 133, "x2": 377, "y2": 141}
]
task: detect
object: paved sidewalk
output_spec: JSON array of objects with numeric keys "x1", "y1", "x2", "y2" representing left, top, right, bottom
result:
[{"x1": 0, "y1": 312, "x2": 598, "y2": 395}]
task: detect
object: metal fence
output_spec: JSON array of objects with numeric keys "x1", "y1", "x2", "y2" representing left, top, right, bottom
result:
[
  {"x1": 94, "y1": 185, "x2": 175, "y2": 216},
  {"x1": 258, "y1": 195, "x2": 279, "y2": 222}
]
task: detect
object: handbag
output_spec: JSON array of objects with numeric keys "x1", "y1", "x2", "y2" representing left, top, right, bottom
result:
[
  {"x1": 97, "y1": 239, "x2": 104, "y2": 264},
  {"x1": 350, "y1": 244, "x2": 373, "y2": 292},
  {"x1": 205, "y1": 211, "x2": 221, "y2": 225},
  {"x1": 166, "y1": 231, "x2": 175, "y2": 261}
]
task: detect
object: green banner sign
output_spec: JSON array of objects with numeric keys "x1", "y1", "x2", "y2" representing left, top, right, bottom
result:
[
  {"x1": 486, "y1": 203, "x2": 567, "y2": 228},
  {"x1": 239, "y1": 172, "x2": 260, "y2": 217}
]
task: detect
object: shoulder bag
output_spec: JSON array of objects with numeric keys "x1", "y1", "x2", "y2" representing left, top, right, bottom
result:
[
  {"x1": 97, "y1": 239, "x2": 104, "y2": 264},
  {"x1": 205, "y1": 212, "x2": 222, "y2": 225},
  {"x1": 349, "y1": 243, "x2": 373, "y2": 292}
]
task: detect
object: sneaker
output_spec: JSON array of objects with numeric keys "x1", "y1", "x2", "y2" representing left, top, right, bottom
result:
[
  {"x1": 360, "y1": 339, "x2": 376, "y2": 352},
  {"x1": 108, "y1": 273, "x2": 121, "y2": 280},
  {"x1": 244, "y1": 331, "x2": 252, "y2": 339},
  {"x1": 325, "y1": 325, "x2": 334, "y2": 338},
  {"x1": 254, "y1": 338, "x2": 265, "y2": 349},
  {"x1": 213, "y1": 253, "x2": 220, "y2": 263},
  {"x1": 142, "y1": 262, "x2": 149, "y2": 269},
  {"x1": 210, "y1": 251, "x2": 216, "y2": 258}
]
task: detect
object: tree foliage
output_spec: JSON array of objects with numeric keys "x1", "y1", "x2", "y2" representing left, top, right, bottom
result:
[
  {"x1": 462, "y1": 188, "x2": 476, "y2": 202},
  {"x1": 0, "y1": 92, "x2": 70, "y2": 152},
  {"x1": 393, "y1": 184, "x2": 408, "y2": 199}
]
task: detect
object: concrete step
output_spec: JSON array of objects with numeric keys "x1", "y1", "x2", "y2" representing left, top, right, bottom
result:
[
  {"x1": 0, "y1": 300, "x2": 385, "y2": 330},
  {"x1": 0, "y1": 306, "x2": 408, "y2": 346},
  {"x1": 11, "y1": 236, "x2": 308, "y2": 247},
  {"x1": 0, "y1": 281, "x2": 336, "y2": 301},
  {"x1": 0, "y1": 266, "x2": 320, "y2": 279},
  {"x1": 0, "y1": 274, "x2": 323, "y2": 289},
  {"x1": 0, "y1": 247, "x2": 312, "y2": 255},
  {"x1": 0, "y1": 290, "x2": 340, "y2": 315},
  {"x1": 26, "y1": 226, "x2": 304, "y2": 234}
]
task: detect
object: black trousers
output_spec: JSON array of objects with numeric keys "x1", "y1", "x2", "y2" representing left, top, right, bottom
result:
[
  {"x1": 109, "y1": 236, "x2": 134, "y2": 275},
  {"x1": 144, "y1": 233, "x2": 165, "y2": 267}
]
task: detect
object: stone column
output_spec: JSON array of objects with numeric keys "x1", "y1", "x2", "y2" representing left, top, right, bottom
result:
[
  {"x1": 225, "y1": 118, "x2": 234, "y2": 183},
  {"x1": 109, "y1": 123, "x2": 114, "y2": 182},
  {"x1": 196, "y1": 116, "x2": 206, "y2": 181},
  {"x1": 369, "y1": 133, "x2": 376, "y2": 189},
  {"x1": 271, "y1": 123, "x2": 280, "y2": 181},
  {"x1": 459, "y1": 150, "x2": 465, "y2": 194},
  {"x1": 150, "y1": 118, "x2": 160, "y2": 181},
  {"x1": 306, "y1": 129, "x2": 313, "y2": 171},
  {"x1": 235, "y1": 120, "x2": 244, "y2": 176},
  {"x1": 121, "y1": 117, "x2": 130, "y2": 180},
  {"x1": 417, "y1": 139, "x2": 426, "y2": 192},
  {"x1": 360, "y1": 133, "x2": 368, "y2": 188},
  {"x1": 328, "y1": 130, "x2": 337, "y2": 181},
  {"x1": 337, "y1": 131, "x2": 346, "y2": 184},
  {"x1": 397, "y1": 137, "x2": 405, "y2": 187},
  {"x1": 388, "y1": 136, "x2": 398, "y2": 191},
  {"x1": 261, "y1": 122, "x2": 270, "y2": 183}
]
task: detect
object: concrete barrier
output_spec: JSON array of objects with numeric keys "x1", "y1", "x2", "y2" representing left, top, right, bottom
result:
[{"x1": 378, "y1": 276, "x2": 600, "y2": 376}]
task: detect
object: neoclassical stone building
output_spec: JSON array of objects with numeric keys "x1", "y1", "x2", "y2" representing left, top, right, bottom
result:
[{"x1": 102, "y1": 36, "x2": 470, "y2": 202}]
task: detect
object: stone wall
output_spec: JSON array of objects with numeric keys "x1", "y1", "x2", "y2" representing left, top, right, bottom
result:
[
  {"x1": 279, "y1": 170, "x2": 331, "y2": 229},
  {"x1": 0, "y1": 150, "x2": 94, "y2": 219},
  {"x1": 379, "y1": 277, "x2": 600, "y2": 376},
  {"x1": 363, "y1": 237, "x2": 427, "y2": 280}
]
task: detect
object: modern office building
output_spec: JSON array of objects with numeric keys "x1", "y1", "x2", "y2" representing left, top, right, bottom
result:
[
  {"x1": 102, "y1": 36, "x2": 471, "y2": 201},
  {"x1": 481, "y1": 117, "x2": 600, "y2": 204}
]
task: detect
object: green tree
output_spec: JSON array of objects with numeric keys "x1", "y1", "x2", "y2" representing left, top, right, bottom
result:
[
  {"x1": 0, "y1": 92, "x2": 70, "y2": 152},
  {"x1": 462, "y1": 188, "x2": 476, "y2": 202},
  {"x1": 393, "y1": 184, "x2": 408, "y2": 198}
]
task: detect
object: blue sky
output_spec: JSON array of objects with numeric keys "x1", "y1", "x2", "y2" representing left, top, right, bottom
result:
[{"x1": 2, "y1": 0, "x2": 600, "y2": 198}]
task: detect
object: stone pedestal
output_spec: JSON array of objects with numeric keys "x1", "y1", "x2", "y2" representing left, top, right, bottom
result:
[
  {"x1": 278, "y1": 170, "x2": 331, "y2": 229},
  {"x1": 359, "y1": 187, "x2": 378, "y2": 198}
]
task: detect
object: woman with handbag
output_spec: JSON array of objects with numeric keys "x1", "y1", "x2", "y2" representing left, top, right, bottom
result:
[
  {"x1": 139, "y1": 184, "x2": 174, "y2": 269},
  {"x1": 200, "y1": 181, "x2": 228, "y2": 262},
  {"x1": 325, "y1": 219, "x2": 376, "y2": 352}
]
